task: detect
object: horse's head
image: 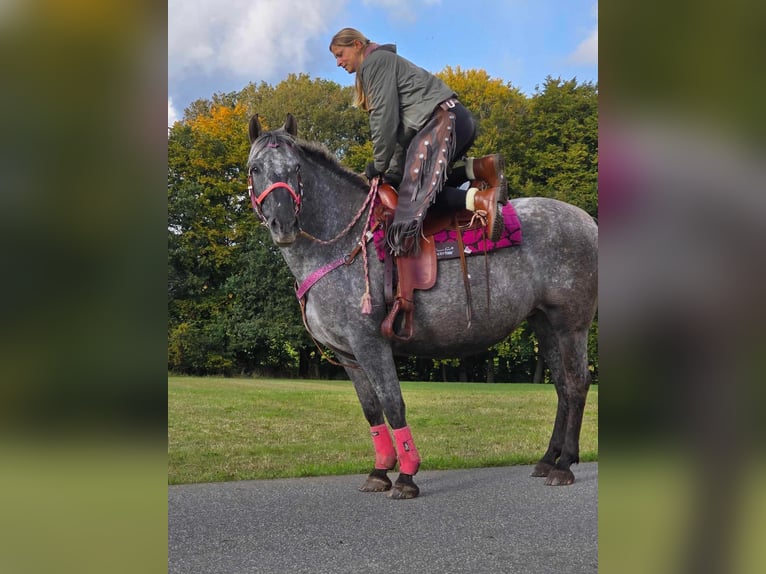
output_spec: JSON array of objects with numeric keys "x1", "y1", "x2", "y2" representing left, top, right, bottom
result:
[{"x1": 247, "y1": 113, "x2": 303, "y2": 246}]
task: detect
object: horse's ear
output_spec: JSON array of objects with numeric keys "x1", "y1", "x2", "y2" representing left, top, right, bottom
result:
[
  {"x1": 248, "y1": 114, "x2": 262, "y2": 144},
  {"x1": 283, "y1": 113, "x2": 298, "y2": 137}
]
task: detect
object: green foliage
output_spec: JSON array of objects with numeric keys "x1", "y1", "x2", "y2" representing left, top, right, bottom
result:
[
  {"x1": 341, "y1": 139, "x2": 374, "y2": 174},
  {"x1": 168, "y1": 321, "x2": 233, "y2": 375},
  {"x1": 239, "y1": 74, "x2": 369, "y2": 159},
  {"x1": 221, "y1": 229, "x2": 310, "y2": 375},
  {"x1": 515, "y1": 77, "x2": 598, "y2": 217},
  {"x1": 492, "y1": 322, "x2": 539, "y2": 382},
  {"x1": 437, "y1": 66, "x2": 528, "y2": 158},
  {"x1": 588, "y1": 313, "x2": 599, "y2": 381},
  {"x1": 167, "y1": 70, "x2": 598, "y2": 380}
]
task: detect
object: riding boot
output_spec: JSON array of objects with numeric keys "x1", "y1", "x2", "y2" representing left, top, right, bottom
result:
[
  {"x1": 466, "y1": 154, "x2": 508, "y2": 204},
  {"x1": 468, "y1": 186, "x2": 504, "y2": 242}
]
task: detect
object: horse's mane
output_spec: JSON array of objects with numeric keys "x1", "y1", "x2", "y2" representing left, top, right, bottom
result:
[{"x1": 253, "y1": 130, "x2": 367, "y2": 190}]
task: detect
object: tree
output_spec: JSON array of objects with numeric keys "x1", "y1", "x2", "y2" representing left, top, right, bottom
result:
[
  {"x1": 436, "y1": 67, "x2": 529, "y2": 191},
  {"x1": 168, "y1": 102, "x2": 252, "y2": 374},
  {"x1": 516, "y1": 77, "x2": 598, "y2": 217},
  {"x1": 221, "y1": 229, "x2": 310, "y2": 376},
  {"x1": 168, "y1": 87, "x2": 341, "y2": 377},
  {"x1": 239, "y1": 74, "x2": 369, "y2": 158}
]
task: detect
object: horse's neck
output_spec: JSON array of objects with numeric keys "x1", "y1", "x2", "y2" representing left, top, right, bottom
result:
[
  {"x1": 304, "y1": 162, "x2": 368, "y2": 237},
  {"x1": 281, "y1": 160, "x2": 369, "y2": 278}
]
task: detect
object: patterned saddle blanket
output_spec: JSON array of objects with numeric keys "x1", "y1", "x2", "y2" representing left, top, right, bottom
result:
[{"x1": 371, "y1": 201, "x2": 522, "y2": 261}]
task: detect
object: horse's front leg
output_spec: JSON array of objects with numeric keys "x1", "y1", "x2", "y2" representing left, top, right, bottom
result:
[
  {"x1": 345, "y1": 358, "x2": 421, "y2": 499},
  {"x1": 346, "y1": 367, "x2": 395, "y2": 493}
]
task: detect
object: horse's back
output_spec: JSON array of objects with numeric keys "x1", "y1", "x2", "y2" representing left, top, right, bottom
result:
[
  {"x1": 512, "y1": 196, "x2": 597, "y2": 249},
  {"x1": 393, "y1": 197, "x2": 597, "y2": 356}
]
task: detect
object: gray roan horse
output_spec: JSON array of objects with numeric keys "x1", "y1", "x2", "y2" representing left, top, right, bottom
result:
[{"x1": 246, "y1": 113, "x2": 597, "y2": 499}]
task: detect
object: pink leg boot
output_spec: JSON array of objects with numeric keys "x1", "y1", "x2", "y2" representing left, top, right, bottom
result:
[
  {"x1": 370, "y1": 423, "x2": 397, "y2": 470},
  {"x1": 393, "y1": 426, "x2": 421, "y2": 475}
]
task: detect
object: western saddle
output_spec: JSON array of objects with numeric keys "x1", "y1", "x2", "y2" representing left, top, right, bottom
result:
[{"x1": 373, "y1": 183, "x2": 494, "y2": 343}]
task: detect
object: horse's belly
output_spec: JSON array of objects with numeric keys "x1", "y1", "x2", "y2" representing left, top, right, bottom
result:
[
  {"x1": 387, "y1": 271, "x2": 536, "y2": 357},
  {"x1": 392, "y1": 309, "x2": 528, "y2": 358}
]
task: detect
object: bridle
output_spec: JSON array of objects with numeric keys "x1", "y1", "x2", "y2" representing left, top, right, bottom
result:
[
  {"x1": 247, "y1": 158, "x2": 377, "y2": 248},
  {"x1": 246, "y1": 158, "x2": 381, "y2": 368},
  {"x1": 247, "y1": 164, "x2": 303, "y2": 222}
]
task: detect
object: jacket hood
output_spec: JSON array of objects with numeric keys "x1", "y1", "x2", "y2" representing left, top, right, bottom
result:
[{"x1": 376, "y1": 43, "x2": 397, "y2": 54}]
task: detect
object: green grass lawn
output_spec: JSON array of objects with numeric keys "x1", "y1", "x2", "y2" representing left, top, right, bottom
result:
[{"x1": 168, "y1": 377, "x2": 598, "y2": 484}]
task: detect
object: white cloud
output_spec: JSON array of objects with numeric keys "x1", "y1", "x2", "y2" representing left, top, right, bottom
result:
[
  {"x1": 168, "y1": 97, "x2": 179, "y2": 128},
  {"x1": 569, "y1": 27, "x2": 597, "y2": 65},
  {"x1": 168, "y1": 0, "x2": 346, "y2": 83},
  {"x1": 568, "y1": 4, "x2": 598, "y2": 66},
  {"x1": 361, "y1": 0, "x2": 441, "y2": 22}
]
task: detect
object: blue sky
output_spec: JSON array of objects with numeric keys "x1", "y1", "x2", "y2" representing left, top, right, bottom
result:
[{"x1": 168, "y1": 0, "x2": 597, "y2": 126}]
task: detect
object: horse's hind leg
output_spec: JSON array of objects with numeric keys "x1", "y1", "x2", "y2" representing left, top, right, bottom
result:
[{"x1": 528, "y1": 312, "x2": 592, "y2": 485}]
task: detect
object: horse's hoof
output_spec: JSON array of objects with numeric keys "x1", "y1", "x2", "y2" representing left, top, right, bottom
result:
[
  {"x1": 358, "y1": 474, "x2": 392, "y2": 492},
  {"x1": 544, "y1": 468, "x2": 575, "y2": 486},
  {"x1": 387, "y1": 474, "x2": 420, "y2": 499},
  {"x1": 531, "y1": 461, "x2": 554, "y2": 477},
  {"x1": 387, "y1": 482, "x2": 419, "y2": 499}
]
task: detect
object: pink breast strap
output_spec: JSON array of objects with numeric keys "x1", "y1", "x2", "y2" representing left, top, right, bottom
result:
[{"x1": 295, "y1": 257, "x2": 346, "y2": 300}]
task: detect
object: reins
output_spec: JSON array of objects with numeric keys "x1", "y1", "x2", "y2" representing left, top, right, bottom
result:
[
  {"x1": 293, "y1": 178, "x2": 381, "y2": 369},
  {"x1": 298, "y1": 177, "x2": 378, "y2": 246},
  {"x1": 296, "y1": 177, "x2": 379, "y2": 312}
]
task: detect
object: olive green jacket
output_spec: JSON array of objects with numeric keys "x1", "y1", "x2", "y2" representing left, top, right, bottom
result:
[{"x1": 359, "y1": 44, "x2": 456, "y2": 179}]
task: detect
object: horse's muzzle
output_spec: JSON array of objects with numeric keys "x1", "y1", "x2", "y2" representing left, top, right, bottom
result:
[{"x1": 267, "y1": 218, "x2": 300, "y2": 246}]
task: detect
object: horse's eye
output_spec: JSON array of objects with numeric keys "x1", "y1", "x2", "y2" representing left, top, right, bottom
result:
[{"x1": 250, "y1": 166, "x2": 259, "y2": 174}]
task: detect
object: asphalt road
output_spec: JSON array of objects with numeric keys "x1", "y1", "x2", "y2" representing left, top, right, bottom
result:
[{"x1": 169, "y1": 462, "x2": 597, "y2": 574}]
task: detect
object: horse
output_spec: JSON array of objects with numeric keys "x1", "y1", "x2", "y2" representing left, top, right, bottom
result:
[{"x1": 245, "y1": 113, "x2": 598, "y2": 499}]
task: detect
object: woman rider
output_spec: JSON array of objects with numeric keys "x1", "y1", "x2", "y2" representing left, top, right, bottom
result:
[{"x1": 329, "y1": 27, "x2": 507, "y2": 256}]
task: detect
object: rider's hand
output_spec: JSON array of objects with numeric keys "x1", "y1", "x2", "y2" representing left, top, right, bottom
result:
[
  {"x1": 383, "y1": 172, "x2": 402, "y2": 188},
  {"x1": 364, "y1": 161, "x2": 382, "y2": 181}
]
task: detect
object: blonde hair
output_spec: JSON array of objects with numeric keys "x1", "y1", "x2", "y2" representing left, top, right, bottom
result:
[{"x1": 329, "y1": 28, "x2": 372, "y2": 111}]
